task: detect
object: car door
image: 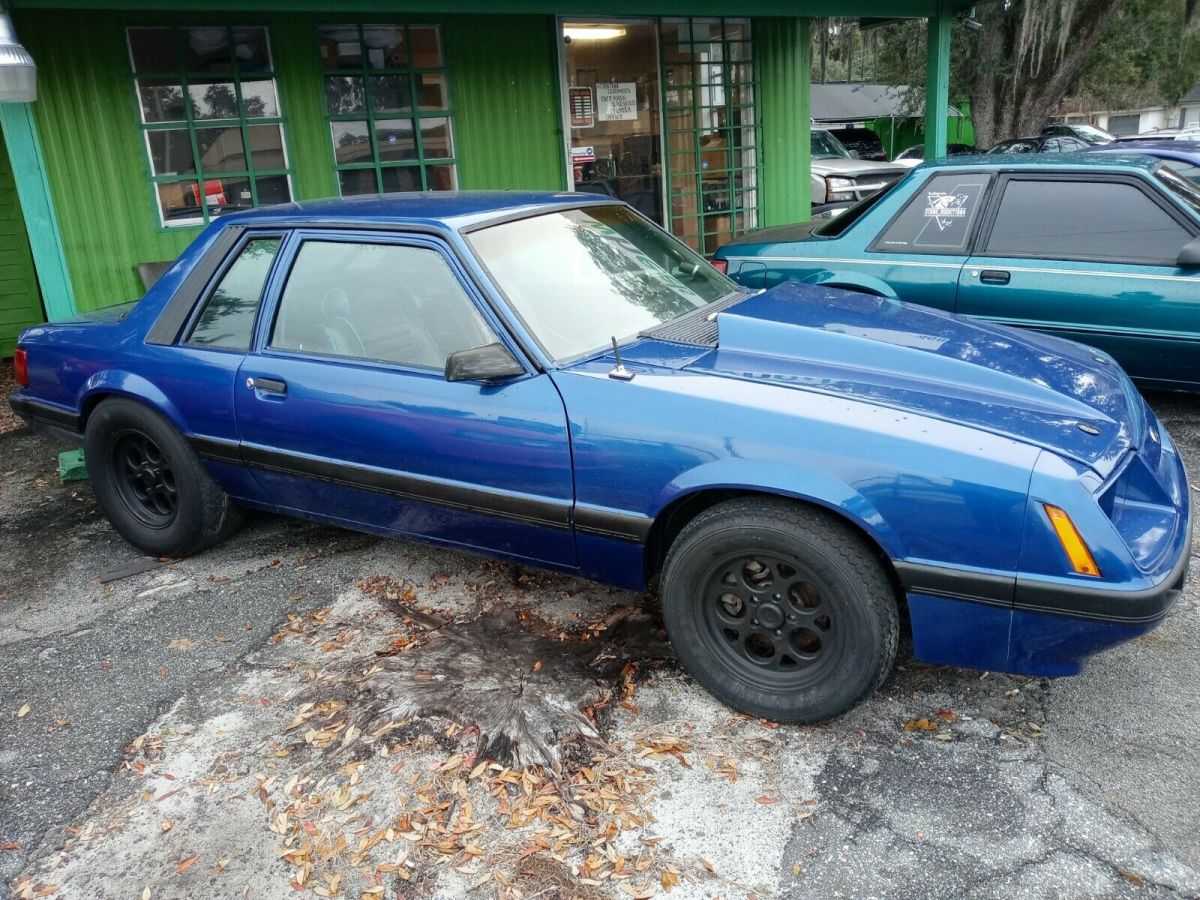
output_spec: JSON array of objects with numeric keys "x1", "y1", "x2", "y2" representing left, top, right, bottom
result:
[
  {"x1": 234, "y1": 230, "x2": 576, "y2": 568},
  {"x1": 957, "y1": 175, "x2": 1200, "y2": 387},
  {"x1": 153, "y1": 229, "x2": 285, "y2": 505},
  {"x1": 859, "y1": 170, "x2": 994, "y2": 313}
]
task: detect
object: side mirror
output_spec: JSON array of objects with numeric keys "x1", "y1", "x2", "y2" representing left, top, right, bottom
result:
[
  {"x1": 445, "y1": 342, "x2": 525, "y2": 383},
  {"x1": 1178, "y1": 235, "x2": 1200, "y2": 268}
]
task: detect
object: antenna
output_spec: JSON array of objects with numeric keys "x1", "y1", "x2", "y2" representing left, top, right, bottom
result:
[{"x1": 608, "y1": 336, "x2": 634, "y2": 381}]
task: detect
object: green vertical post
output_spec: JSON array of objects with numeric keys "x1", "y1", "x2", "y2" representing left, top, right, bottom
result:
[
  {"x1": 756, "y1": 16, "x2": 811, "y2": 225},
  {"x1": 0, "y1": 102, "x2": 74, "y2": 320},
  {"x1": 923, "y1": 7, "x2": 951, "y2": 160}
]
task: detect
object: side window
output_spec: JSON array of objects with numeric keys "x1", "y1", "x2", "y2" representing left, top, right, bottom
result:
[
  {"x1": 873, "y1": 173, "x2": 991, "y2": 255},
  {"x1": 1042, "y1": 138, "x2": 1061, "y2": 153},
  {"x1": 270, "y1": 240, "x2": 499, "y2": 369},
  {"x1": 187, "y1": 236, "x2": 281, "y2": 349},
  {"x1": 984, "y1": 180, "x2": 1192, "y2": 263}
]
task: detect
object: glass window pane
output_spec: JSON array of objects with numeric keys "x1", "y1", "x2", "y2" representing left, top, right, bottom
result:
[
  {"x1": 409, "y1": 27, "x2": 443, "y2": 67},
  {"x1": 185, "y1": 27, "x2": 233, "y2": 72},
  {"x1": 240, "y1": 80, "x2": 278, "y2": 118},
  {"x1": 189, "y1": 237, "x2": 281, "y2": 349},
  {"x1": 380, "y1": 165, "x2": 421, "y2": 192},
  {"x1": 986, "y1": 180, "x2": 1190, "y2": 262},
  {"x1": 370, "y1": 74, "x2": 411, "y2": 112},
  {"x1": 213, "y1": 177, "x2": 253, "y2": 211},
  {"x1": 878, "y1": 173, "x2": 991, "y2": 254},
  {"x1": 248, "y1": 123, "x2": 286, "y2": 170},
  {"x1": 325, "y1": 75, "x2": 366, "y2": 115},
  {"x1": 427, "y1": 164, "x2": 456, "y2": 191},
  {"x1": 317, "y1": 26, "x2": 363, "y2": 69},
  {"x1": 414, "y1": 73, "x2": 448, "y2": 110},
  {"x1": 196, "y1": 127, "x2": 247, "y2": 173},
  {"x1": 254, "y1": 174, "x2": 292, "y2": 206},
  {"x1": 339, "y1": 168, "x2": 378, "y2": 196},
  {"x1": 232, "y1": 27, "x2": 271, "y2": 72},
  {"x1": 419, "y1": 117, "x2": 453, "y2": 158},
  {"x1": 189, "y1": 81, "x2": 239, "y2": 120},
  {"x1": 156, "y1": 181, "x2": 203, "y2": 223},
  {"x1": 128, "y1": 28, "x2": 176, "y2": 73},
  {"x1": 148, "y1": 129, "x2": 197, "y2": 176},
  {"x1": 139, "y1": 81, "x2": 186, "y2": 123},
  {"x1": 331, "y1": 121, "x2": 372, "y2": 166},
  {"x1": 375, "y1": 119, "x2": 415, "y2": 161},
  {"x1": 363, "y1": 26, "x2": 406, "y2": 69},
  {"x1": 271, "y1": 241, "x2": 495, "y2": 368}
]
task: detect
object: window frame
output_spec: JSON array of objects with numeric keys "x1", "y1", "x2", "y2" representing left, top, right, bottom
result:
[
  {"x1": 126, "y1": 25, "x2": 296, "y2": 230},
  {"x1": 181, "y1": 230, "x2": 286, "y2": 352},
  {"x1": 972, "y1": 173, "x2": 1198, "y2": 267},
  {"x1": 867, "y1": 171, "x2": 995, "y2": 257},
  {"x1": 316, "y1": 22, "x2": 459, "y2": 196},
  {"x1": 258, "y1": 229, "x2": 523, "y2": 378}
]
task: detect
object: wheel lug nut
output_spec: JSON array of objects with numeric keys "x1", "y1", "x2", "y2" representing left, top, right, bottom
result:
[
  {"x1": 752, "y1": 619, "x2": 759, "y2": 626},
  {"x1": 788, "y1": 614, "x2": 796, "y2": 623},
  {"x1": 750, "y1": 597, "x2": 758, "y2": 604},
  {"x1": 774, "y1": 593, "x2": 781, "y2": 600},
  {"x1": 775, "y1": 630, "x2": 782, "y2": 638}
]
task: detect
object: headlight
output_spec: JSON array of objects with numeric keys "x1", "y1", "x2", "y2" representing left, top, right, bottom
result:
[{"x1": 825, "y1": 176, "x2": 855, "y2": 202}]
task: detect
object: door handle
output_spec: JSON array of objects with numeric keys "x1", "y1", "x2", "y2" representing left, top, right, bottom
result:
[
  {"x1": 979, "y1": 269, "x2": 1011, "y2": 285},
  {"x1": 246, "y1": 376, "x2": 287, "y2": 396}
]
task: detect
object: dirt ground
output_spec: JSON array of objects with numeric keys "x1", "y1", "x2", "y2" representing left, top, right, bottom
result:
[
  {"x1": 1, "y1": 393, "x2": 1199, "y2": 900},
  {"x1": 0, "y1": 361, "x2": 18, "y2": 435}
]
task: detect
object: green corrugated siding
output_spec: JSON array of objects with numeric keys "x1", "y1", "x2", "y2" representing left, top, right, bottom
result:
[
  {"x1": 0, "y1": 135, "x2": 42, "y2": 355},
  {"x1": 13, "y1": 9, "x2": 565, "y2": 313},
  {"x1": 446, "y1": 14, "x2": 564, "y2": 191},
  {"x1": 756, "y1": 17, "x2": 810, "y2": 225}
]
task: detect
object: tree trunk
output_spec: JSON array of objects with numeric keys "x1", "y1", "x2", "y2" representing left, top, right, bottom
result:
[{"x1": 965, "y1": 0, "x2": 1129, "y2": 147}]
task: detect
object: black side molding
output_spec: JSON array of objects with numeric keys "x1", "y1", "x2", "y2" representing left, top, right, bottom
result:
[{"x1": 8, "y1": 395, "x2": 82, "y2": 439}]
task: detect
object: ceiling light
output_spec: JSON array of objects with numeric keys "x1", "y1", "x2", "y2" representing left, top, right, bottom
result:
[{"x1": 563, "y1": 26, "x2": 627, "y2": 41}]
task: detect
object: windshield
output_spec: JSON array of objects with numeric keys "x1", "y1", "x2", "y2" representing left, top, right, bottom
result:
[
  {"x1": 811, "y1": 130, "x2": 851, "y2": 160},
  {"x1": 1156, "y1": 165, "x2": 1200, "y2": 216},
  {"x1": 1073, "y1": 124, "x2": 1114, "y2": 144},
  {"x1": 467, "y1": 205, "x2": 736, "y2": 362}
]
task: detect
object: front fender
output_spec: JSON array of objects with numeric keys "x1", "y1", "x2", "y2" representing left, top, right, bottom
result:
[{"x1": 657, "y1": 458, "x2": 906, "y2": 560}]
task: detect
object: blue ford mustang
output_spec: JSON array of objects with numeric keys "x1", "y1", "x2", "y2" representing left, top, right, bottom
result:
[{"x1": 8, "y1": 193, "x2": 1192, "y2": 722}]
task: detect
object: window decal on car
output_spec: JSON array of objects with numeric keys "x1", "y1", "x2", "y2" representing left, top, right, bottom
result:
[
  {"x1": 876, "y1": 176, "x2": 989, "y2": 253},
  {"x1": 924, "y1": 192, "x2": 969, "y2": 230}
]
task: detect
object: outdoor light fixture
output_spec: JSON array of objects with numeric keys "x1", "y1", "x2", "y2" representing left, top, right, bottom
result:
[
  {"x1": 563, "y1": 26, "x2": 627, "y2": 41},
  {"x1": 957, "y1": 7, "x2": 984, "y2": 32},
  {"x1": 0, "y1": 10, "x2": 36, "y2": 102}
]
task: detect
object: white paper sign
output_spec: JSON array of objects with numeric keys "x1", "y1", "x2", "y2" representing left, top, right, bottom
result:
[{"x1": 597, "y1": 82, "x2": 638, "y2": 121}]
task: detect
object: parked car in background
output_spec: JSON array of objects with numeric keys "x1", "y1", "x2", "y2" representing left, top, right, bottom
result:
[
  {"x1": 1084, "y1": 143, "x2": 1200, "y2": 188},
  {"x1": 810, "y1": 127, "x2": 907, "y2": 206},
  {"x1": 1041, "y1": 123, "x2": 1114, "y2": 145},
  {"x1": 826, "y1": 126, "x2": 888, "y2": 161},
  {"x1": 1112, "y1": 126, "x2": 1200, "y2": 144},
  {"x1": 713, "y1": 155, "x2": 1200, "y2": 391},
  {"x1": 893, "y1": 142, "x2": 978, "y2": 168},
  {"x1": 10, "y1": 192, "x2": 1191, "y2": 723},
  {"x1": 987, "y1": 134, "x2": 1091, "y2": 154}
]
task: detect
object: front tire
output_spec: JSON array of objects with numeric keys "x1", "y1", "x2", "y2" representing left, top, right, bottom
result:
[
  {"x1": 84, "y1": 398, "x2": 242, "y2": 557},
  {"x1": 661, "y1": 498, "x2": 899, "y2": 723}
]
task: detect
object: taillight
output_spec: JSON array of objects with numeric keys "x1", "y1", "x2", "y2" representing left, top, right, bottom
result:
[
  {"x1": 711, "y1": 259, "x2": 728, "y2": 275},
  {"x1": 12, "y1": 347, "x2": 28, "y2": 387}
]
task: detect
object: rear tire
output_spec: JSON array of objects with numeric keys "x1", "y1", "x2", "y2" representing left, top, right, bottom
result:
[
  {"x1": 660, "y1": 498, "x2": 898, "y2": 723},
  {"x1": 84, "y1": 398, "x2": 242, "y2": 557}
]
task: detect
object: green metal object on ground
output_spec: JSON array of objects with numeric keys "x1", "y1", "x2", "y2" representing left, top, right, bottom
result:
[{"x1": 58, "y1": 448, "x2": 87, "y2": 482}]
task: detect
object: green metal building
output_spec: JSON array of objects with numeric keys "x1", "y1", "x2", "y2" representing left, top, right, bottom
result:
[{"x1": 0, "y1": 0, "x2": 965, "y2": 356}]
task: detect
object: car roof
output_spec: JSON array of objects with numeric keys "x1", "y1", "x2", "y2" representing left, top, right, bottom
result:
[
  {"x1": 213, "y1": 191, "x2": 620, "y2": 231},
  {"x1": 917, "y1": 152, "x2": 1161, "y2": 173},
  {"x1": 1088, "y1": 144, "x2": 1200, "y2": 162}
]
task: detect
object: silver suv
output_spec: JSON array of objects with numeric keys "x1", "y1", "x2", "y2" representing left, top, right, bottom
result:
[{"x1": 811, "y1": 128, "x2": 907, "y2": 206}]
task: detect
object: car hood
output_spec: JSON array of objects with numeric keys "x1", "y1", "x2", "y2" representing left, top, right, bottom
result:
[
  {"x1": 682, "y1": 283, "x2": 1142, "y2": 477},
  {"x1": 810, "y1": 157, "x2": 907, "y2": 178}
]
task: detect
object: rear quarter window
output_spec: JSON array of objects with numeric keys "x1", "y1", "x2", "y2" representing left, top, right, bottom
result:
[{"x1": 871, "y1": 173, "x2": 991, "y2": 254}]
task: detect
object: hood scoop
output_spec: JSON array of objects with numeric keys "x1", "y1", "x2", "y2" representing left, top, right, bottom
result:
[{"x1": 693, "y1": 282, "x2": 1141, "y2": 476}]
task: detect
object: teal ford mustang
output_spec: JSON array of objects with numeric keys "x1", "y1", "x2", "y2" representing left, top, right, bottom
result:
[{"x1": 714, "y1": 155, "x2": 1200, "y2": 391}]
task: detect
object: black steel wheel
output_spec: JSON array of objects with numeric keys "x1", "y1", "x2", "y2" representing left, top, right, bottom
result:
[
  {"x1": 85, "y1": 398, "x2": 243, "y2": 557},
  {"x1": 661, "y1": 497, "x2": 899, "y2": 723},
  {"x1": 110, "y1": 430, "x2": 178, "y2": 528}
]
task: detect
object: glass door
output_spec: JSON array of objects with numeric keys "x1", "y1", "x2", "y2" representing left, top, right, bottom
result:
[{"x1": 561, "y1": 20, "x2": 664, "y2": 224}]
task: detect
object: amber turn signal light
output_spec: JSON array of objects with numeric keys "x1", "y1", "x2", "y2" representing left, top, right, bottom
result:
[{"x1": 1043, "y1": 504, "x2": 1101, "y2": 577}]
